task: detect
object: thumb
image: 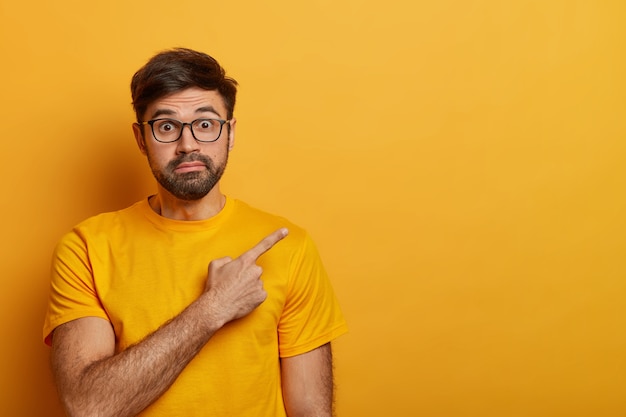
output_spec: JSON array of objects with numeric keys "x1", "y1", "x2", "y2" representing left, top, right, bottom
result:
[{"x1": 208, "y1": 256, "x2": 233, "y2": 271}]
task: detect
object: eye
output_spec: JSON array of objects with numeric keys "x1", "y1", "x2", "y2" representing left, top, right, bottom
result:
[
  {"x1": 195, "y1": 119, "x2": 216, "y2": 131},
  {"x1": 154, "y1": 119, "x2": 181, "y2": 134}
]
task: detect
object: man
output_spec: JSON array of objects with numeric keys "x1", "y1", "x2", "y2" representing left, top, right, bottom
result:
[{"x1": 43, "y1": 48, "x2": 348, "y2": 417}]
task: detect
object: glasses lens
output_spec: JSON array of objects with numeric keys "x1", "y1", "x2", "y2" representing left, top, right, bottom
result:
[
  {"x1": 192, "y1": 119, "x2": 222, "y2": 142},
  {"x1": 152, "y1": 119, "x2": 182, "y2": 142}
]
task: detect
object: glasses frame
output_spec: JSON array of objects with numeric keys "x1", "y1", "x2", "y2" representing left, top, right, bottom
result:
[{"x1": 139, "y1": 118, "x2": 231, "y2": 143}]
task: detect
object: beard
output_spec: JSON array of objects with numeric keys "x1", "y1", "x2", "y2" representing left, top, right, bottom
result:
[{"x1": 148, "y1": 152, "x2": 228, "y2": 201}]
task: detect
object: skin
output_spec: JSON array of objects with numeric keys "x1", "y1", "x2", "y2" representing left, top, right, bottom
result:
[{"x1": 50, "y1": 87, "x2": 334, "y2": 417}]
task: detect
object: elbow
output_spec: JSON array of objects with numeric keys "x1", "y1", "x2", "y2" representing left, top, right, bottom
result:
[
  {"x1": 60, "y1": 397, "x2": 98, "y2": 417},
  {"x1": 60, "y1": 394, "x2": 114, "y2": 417}
]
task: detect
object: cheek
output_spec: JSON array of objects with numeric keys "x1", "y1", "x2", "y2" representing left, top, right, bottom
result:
[
  {"x1": 145, "y1": 147, "x2": 172, "y2": 168},
  {"x1": 204, "y1": 144, "x2": 229, "y2": 161},
  {"x1": 210, "y1": 150, "x2": 226, "y2": 160}
]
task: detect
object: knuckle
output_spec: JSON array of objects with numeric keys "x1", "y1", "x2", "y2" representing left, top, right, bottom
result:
[
  {"x1": 239, "y1": 252, "x2": 254, "y2": 263},
  {"x1": 209, "y1": 256, "x2": 231, "y2": 267}
]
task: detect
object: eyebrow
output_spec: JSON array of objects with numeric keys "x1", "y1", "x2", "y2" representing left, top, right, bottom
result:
[{"x1": 150, "y1": 106, "x2": 224, "y2": 120}]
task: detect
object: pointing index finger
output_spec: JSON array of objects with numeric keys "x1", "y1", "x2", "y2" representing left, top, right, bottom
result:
[{"x1": 243, "y1": 228, "x2": 289, "y2": 261}]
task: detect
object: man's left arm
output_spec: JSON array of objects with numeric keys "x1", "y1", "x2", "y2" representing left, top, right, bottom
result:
[{"x1": 281, "y1": 343, "x2": 334, "y2": 417}]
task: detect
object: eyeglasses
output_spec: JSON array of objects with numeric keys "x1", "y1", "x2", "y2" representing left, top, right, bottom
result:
[{"x1": 139, "y1": 118, "x2": 231, "y2": 143}]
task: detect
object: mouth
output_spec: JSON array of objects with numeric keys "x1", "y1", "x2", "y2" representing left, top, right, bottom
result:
[{"x1": 174, "y1": 161, "x2": 207, "y2": 173}]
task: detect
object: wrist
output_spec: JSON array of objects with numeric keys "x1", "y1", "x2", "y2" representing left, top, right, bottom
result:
[{"x1": 195, "y1": 292, "x2": 228, "y2": 333}]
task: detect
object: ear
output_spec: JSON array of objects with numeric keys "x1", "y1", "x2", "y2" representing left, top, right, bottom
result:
[
  {"x1": 132, "y1": 123, "x2": 148, "y2": 155},
  {"x1": 227, "y1": 118, "x2": 236, "y2": 151}
]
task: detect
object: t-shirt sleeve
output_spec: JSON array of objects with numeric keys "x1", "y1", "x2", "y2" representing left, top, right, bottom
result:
[
  {"x1": 277, "y1": 232, "x2": 348, "y2": 357},
  {"x1": 42, "y1": 230, "x2": 109, "y2": 345}
]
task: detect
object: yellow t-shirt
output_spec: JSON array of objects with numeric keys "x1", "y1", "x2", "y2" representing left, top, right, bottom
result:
[{"x1": 43, "y1": 197, "x2": 347, "y2": 416}]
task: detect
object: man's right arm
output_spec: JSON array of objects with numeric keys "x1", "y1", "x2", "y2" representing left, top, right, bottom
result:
[
  {"x1": 51, "y1": 228, "x2": 288, "y2": 417},
  {"x1": 51, "y1": 293, "x2": 221, "y2": 417}
]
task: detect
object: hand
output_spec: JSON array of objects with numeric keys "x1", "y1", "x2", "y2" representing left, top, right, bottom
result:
[{"x1": 204, "y1": 228, "x2": 289, "y2": 325}]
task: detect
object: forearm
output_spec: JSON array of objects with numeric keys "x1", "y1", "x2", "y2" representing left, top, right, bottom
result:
[{"x1": 52, "y1": 293, "x2": 222, "y2": 417}]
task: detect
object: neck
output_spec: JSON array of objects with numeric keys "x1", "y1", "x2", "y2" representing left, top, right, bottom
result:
[{"x1": 150, "y1": 186, "x2": 226, "y2": 221}]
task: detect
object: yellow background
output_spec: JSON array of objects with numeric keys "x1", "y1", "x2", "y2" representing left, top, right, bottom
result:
[{"x1": 1, "y1": 1, "x2": 625, "y2": 416}]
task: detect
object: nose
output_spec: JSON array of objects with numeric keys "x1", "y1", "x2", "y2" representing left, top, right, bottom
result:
[{"x1": 176, "y1": 123, "x2": 200, "y2": 154}]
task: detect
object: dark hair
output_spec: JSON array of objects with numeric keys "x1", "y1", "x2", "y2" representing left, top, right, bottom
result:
[{"x1": 131, "y1": 48, "x2": 238, "y2": 122}]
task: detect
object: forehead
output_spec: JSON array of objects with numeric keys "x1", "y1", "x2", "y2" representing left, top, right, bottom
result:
[{"x1": 145, "y1": 87, "x2": 228, "y2": 119}]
